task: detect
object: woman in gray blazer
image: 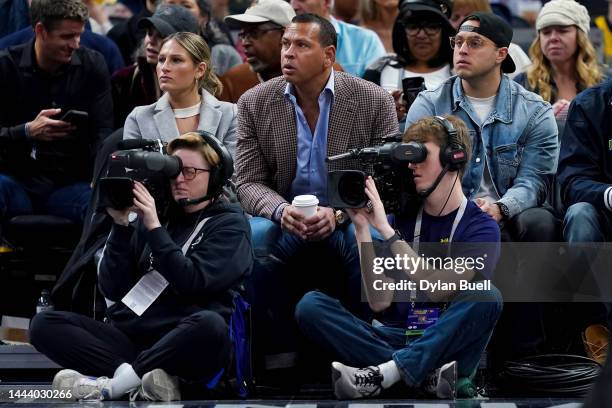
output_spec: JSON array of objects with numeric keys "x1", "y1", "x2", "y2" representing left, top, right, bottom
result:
[{"x1": 123, "y1": 32, "x2": 237, "y2": 158}]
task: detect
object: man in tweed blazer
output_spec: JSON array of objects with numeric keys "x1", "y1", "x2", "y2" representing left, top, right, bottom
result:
[{"x1": 235, "y1": 13, "x2": 397, "y2": 370}]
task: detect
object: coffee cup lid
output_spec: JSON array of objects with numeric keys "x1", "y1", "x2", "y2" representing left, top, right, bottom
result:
[{"x1": 292, "y1": 195, "x2": 319, "y2": 206}]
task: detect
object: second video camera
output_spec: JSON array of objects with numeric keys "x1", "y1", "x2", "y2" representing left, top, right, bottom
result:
[
  {"x1": 327, "y1": 135, "x2": 427, "y2": 214},
  {"x1": 99, "y1": 139, "x2": 182, "y2": 210}
]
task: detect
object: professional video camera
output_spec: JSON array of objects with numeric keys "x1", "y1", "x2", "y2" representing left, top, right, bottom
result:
[
  {"x1": 327, "y1": 134, "x2": 427, "y2": 214},
  {"x1": 98, "y1": 139, "x2": 182, "y2": 211}
]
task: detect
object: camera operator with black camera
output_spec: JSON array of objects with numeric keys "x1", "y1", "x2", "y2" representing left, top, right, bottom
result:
[
  {"x1": 296, "y1": 116, "x2": 502, "y2": 399},
  {"x1": 29, "y1": 132, "x2": 253, "y2": 402}
]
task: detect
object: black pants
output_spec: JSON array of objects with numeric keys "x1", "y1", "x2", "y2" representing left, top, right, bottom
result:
[{"x1": 30, "y1": 310, "x2": 231, "y2": 381}]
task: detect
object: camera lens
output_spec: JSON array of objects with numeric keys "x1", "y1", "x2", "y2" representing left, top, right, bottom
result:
[{"x1": 338, "y1": 172, "x2": 366, "y2": 207}]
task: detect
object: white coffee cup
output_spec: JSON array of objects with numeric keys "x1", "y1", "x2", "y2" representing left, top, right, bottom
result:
[{"x1": 292, "y1": 195, "x2": 319, "y2": 218}]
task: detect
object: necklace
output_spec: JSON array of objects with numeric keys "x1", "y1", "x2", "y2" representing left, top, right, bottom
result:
[{"x1": 173, "y1": 100, "x2": 201, "y2": 118}]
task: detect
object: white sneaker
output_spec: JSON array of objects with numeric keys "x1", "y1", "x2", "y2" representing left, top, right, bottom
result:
[
  {"x1": 138, "y1": 368, "x2": 181, "y2": 401},
  {"x1": 52, "y1": 369, "x2": 112, "y2": 400},
  {"x1": 422, "y1": 361, "x2": 457, "y2": 399},
  {"x1": 331, "y1": 361, "x2": 383, "y2": 400}
]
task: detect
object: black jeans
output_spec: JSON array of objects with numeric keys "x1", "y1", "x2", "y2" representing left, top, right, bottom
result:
[{"x1": 30, "y1": 310, "x2": 231, "y2": 381}]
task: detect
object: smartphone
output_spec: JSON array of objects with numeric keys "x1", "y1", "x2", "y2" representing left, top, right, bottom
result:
[
  {"x1": 57, "y1": 110, "x2": 89, "y2": 127},
  {"x1": 98, "y1": 177, "x2": 134, "y2": 210}
]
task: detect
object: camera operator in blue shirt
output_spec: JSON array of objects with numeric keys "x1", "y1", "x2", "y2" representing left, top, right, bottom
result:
[{"x1": 296, "y1": 115, "x2": 502, "y2": 399}]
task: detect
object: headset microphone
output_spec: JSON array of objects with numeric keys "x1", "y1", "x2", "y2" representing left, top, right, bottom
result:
[
  {"x1": 178, "y1": 194, "x2": 214, "y2": 207},
  {"x1": 417, "y1": 165, "x2": 450, "y2": 198}
]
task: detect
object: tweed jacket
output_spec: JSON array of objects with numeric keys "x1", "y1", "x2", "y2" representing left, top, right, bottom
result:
[
  {"x1": 235, "y1": 71, "x2": 399, "y2": 219},
  {"x1": 123, "y1": 90, "x2": 237, "y2": 158}
]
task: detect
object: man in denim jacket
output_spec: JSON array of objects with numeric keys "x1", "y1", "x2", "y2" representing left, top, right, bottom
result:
[
  {"x1": 406, "y1": 12, "x2": 559, "y2": 359},
  {"x1": 406, "y1": 12, "x2": 558, "y2": 242}
]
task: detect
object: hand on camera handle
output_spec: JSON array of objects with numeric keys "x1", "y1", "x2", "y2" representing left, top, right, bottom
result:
[
  {"x1": 346, "y1": 176, "x2": 395, "y2": 240},
  {"x1": 132, "y1": 181, "x2": 161, "y2": 231},
  {"x1": 106, "y1": 206, "x2": 132, "y2": 227},
  {"x1": 105, "y1": 182, "x2": 161, "y2": 230}
]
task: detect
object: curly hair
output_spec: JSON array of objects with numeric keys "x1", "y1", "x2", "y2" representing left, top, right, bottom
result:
[{"x1": 526, "y1": 29, "x2": 602, "y2": 102}]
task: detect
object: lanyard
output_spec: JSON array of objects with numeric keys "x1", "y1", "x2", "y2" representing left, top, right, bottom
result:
[
  {"x1": 409, "y1": 196, "x2": 467, "y2": 303},
  {"x1": 413, "y1": 196, "x2": 468, "y2": 254}
]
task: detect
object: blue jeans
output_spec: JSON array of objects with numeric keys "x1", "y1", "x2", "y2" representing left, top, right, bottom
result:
[
  {"x1": 295, "y1": 288, "x2": 503, "y2": 386},
  {"x1": 247, "y1": 217, "x2": 364, "y2": 365},
  {"x1": 0, "y1": 174, "x2": 91, "y2": 223},
  {"x1": 564, "y1": 202, "x2": 612, "y2": 243}
]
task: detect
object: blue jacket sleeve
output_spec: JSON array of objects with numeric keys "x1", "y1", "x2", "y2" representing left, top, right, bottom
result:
[
  {"x1": 498, "y1": 104, "x2": 559, "y2": 217},
  {"x1": 558, "y1": 93, "x2": 612, "y2": 211}
]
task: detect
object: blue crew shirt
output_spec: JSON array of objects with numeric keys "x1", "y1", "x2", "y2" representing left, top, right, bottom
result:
[
  {"x1": 284, "y1": 70, "x2": 335, "y2": 206},
  {"x1": 330, "y1": 16, "x2": 385, "y2": 78}
]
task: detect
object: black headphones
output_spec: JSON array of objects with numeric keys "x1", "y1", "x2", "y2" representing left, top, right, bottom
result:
[
  {"x1": 433, "y1": 116, "x2": 467, "y2": 172},
  {"x1": 177, "y1": 132, "x2": 233, "y2": 206}
]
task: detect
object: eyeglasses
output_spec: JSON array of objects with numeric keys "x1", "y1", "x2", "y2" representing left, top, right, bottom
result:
[
  {"x1": 449, "y1": 36, "x2": 492, "y2": 50},
  {"x1": 238, "y1": 27, "x2": 283, "y2": 41},
  {"x1": 176, "y1": 166, "x2": 210, "y2": 181},
  {"x1": 404, "y1": 22, "x2": 443, "y2": 36}
]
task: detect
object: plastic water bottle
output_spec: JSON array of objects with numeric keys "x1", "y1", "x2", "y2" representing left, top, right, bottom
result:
[{"x1": 36, "y1": 290, "x2": 54, "y2": 314}]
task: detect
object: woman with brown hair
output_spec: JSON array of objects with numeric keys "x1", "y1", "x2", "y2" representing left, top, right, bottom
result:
[
  {"x1": 124, "y1": 31, "x2": 237, "y2": 158},
  {"x1": 363, "y1": 0, "x2": 454, "y2": 122},
  {"x1": 514, "y1": 0, "x2": 603, "y2": 119}
]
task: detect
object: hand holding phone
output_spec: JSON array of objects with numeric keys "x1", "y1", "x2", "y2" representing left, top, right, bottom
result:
[
  {"x1": 27, "y1": 108, "x2": 75, "y2": 141},
  {"x1": 57, "y1": 109, "x2": 89, "y2": 128}
]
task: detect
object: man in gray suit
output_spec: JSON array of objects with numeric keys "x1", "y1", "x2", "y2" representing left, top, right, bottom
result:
[{"x1": 235, "y1": 13, "x2": 397, "y2": 372}]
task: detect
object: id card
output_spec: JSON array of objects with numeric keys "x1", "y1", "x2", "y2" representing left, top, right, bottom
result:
[
  {"x1": 406, "y1": 307, "x2": 440, "y2": 337},
  {"x1": 121, "y1": 270, "x2": 169, "y2": 316}
]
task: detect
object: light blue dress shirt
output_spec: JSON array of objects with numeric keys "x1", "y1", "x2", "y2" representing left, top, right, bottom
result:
[{"x1": 284, "y1": 71, "x2": 335, "y2": 206}]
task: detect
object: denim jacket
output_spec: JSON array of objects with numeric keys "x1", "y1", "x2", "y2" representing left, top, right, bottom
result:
[{"x1": 406, "y1": 75, "x2": 559, "y2": 218}]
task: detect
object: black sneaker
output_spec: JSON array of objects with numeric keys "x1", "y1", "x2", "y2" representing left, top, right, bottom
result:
[
  {"x1": 331, "y1": 361, "x2": 384, "y2": 399},
  {"x1": 422, "y1": 361, "x2": 457, "y2": 399}
]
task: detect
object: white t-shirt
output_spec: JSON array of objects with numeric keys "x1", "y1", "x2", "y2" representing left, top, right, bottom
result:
[
  {"x1": 466, "y1": 95, "x2": 501, "y2": 203},
  {"x1": 379, "y1": 64, "x2": 452, "y2": 92}
]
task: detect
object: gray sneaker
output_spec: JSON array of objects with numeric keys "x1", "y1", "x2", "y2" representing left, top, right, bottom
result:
[
  {"x1": 422, "y1": 361, "x2": 457, "y2": 399},
  {"x1": 52, "y1": 369, "x2": 112, "y2": 400},
  {"x1": 331, "y1": 361, "x2": 383, "y2": 399},
  {"x1": 137, "y1": 368, "x2": 181, "y2": 401}
]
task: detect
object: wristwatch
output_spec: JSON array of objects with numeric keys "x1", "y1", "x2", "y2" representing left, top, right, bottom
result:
[
  {"x1": 495, "y1": 202, "x2": 510, "y2": 220},
  {"x1": 335, "y1": 209, "x2": 349, "y2": 227},
  {"x1": 385, "y1": 230, "x2": 404, "y2": 245}
]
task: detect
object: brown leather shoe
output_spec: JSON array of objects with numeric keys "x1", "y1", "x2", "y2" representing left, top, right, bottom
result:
[{"x1": 583, "y1": 324, "x2": 610, "y2": 365}]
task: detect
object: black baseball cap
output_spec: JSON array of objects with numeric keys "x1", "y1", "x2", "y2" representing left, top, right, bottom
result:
[
  {"x1": 399, "y1": 0, "x2": 452, "y2": 20},
  {"x1": 138, "y1": 4, "x2": 200, "y2": 37},
  {"x1": 458, "y1": 12, "x2": 516, "y2": 73}
]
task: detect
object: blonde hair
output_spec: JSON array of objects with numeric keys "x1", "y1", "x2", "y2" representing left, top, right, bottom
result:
[
  {"x1": 451, "y1": 0, "x2": 491, "y2": 12},
  {"x1": 527, "y1": 28, "x2": 602, "y2": 102},
  {"x1": 161, "y1": 32, "x2": 223, "y2": 97},
  {"x1": 403, "y1": 115, "x2": 472, "y2": 175},
  {"x1": 167, "y1": 132, "x2": 220, "y2": 167}
]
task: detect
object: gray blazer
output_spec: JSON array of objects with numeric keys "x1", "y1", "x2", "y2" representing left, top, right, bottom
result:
[{"x1": 123, "y1": 90, "x2": 237, "y2": 158}]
